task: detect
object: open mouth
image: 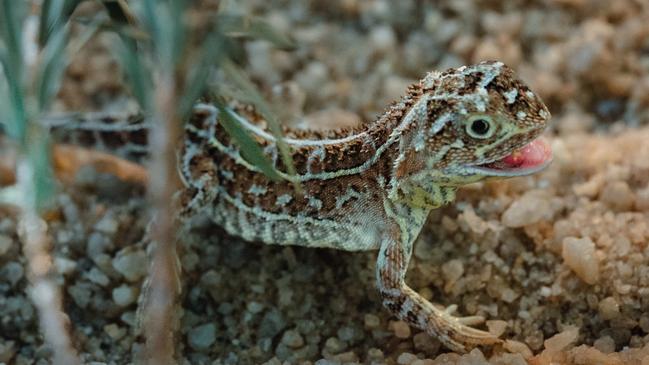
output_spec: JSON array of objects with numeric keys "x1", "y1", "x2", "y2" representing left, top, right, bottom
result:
[{"x1": 470, "y1": 137, "x2": 553, "y2": 177}]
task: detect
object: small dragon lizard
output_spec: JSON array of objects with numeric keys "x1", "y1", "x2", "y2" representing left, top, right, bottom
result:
[{"x1": 45, "y1": 61, "x2": 552, "y2": 351}]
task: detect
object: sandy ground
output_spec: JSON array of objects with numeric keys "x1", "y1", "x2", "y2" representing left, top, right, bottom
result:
[{"x1": 2, "y1": 0, "x2": 649, "y2": 364}]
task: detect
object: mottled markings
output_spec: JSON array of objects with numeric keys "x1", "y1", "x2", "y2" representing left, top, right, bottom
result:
[{"x1": 503, "y1": 88, "x2": 518, "y2": 104}]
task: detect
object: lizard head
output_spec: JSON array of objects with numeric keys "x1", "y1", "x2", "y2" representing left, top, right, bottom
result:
[{"x1": 398, "y1": 61, "x2": 552, "y2": 187}]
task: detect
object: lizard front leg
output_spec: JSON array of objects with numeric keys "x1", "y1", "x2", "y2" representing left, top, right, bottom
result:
[{"x1": 376, "y1": 227, "x2": 501, "y2": 352}]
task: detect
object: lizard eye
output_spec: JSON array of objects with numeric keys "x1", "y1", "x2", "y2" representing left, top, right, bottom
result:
[{"x1": 466, "y1": 116, "x2": 494, "y2": 139}]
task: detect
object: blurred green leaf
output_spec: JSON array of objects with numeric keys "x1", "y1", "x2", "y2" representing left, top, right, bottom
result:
[
  {"x1": 178, "y1": 33, "x2": 226, "y2": 118},
  {"x1": 216, "y1": 103, "x2": 280, "y2": 181},
  {"x1": 219, "y1": 59, "x2": 300, "y2": 190},
  {"x1": 36, "y1": 25, "x2": 68, "y2": 110},
  {"x1": 37, "y1": 15, "x2": 101, "y2": 111},
  {"x1": 218, "y1": 14, "x2": 294, "y2": 50},
  {"x1": 116, "y1": 40, "x2": 152, "y2": 110},
  {"x1": 0, "y1": 0, "x2": 26, "y2": 142}
]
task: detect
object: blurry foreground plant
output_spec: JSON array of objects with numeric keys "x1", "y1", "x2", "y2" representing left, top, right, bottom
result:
[
  {"x1": 0, "y1": 1, "x2": 99, "y2": 364},
  {"x1": 103, "y1": 0, "x2": 297, "y2": 363}
]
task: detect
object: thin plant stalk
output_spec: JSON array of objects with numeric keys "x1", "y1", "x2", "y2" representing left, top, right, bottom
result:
[
  {"x1": 5, "y1": 6, "x2": 81, "y2": 365},
  {"x1": 141, "y1": 73, "x2": 184, "y2": 364}
]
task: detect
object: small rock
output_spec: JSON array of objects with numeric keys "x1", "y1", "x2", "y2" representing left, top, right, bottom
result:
[
  {"x1": 246, "y1": 301, "x2": 264, "y2": 314},
  {"x1": 54, "y1": 257, "x2": 77, "y2": 276},
  {"x1": 3, "y1": 262, "x2": 24, "y2": 286},
  {"x1": 0, "y1": 340, "x2": 15, "y2": 363},
  {"x1": 390, "y1": 320, "x2": 411, "y2": 339},
  {"x1": 324, "y1": 337, "x2": 345, "y2": 354},
  {"x1": 544, "y1": 326, "x2": 579, "y2": 353},
  {"x1": 87, "y1": 232, "x2": 112, "y2": 258},
  {"x1": 502, "y1": 190, "x2": 555, "y2": 227},
  {"x1": 112, "y1": 285, "x2": 137, "y2": 307},
  {"x1": 600, "y1": 181, "x2": 634, "y2": 211},
  {"x1": 593, "y1": 335, "x2": 615, "y2": 354},
  {"x1": 112, "y1": 248, "x2": 147, "y2": 282},
  {"x1": 413, "y1": 332, "x2": 440, "y2": 354},
  {"x1": 104, "y1": 323, "x2": 126, "y2": 340},
  {"x1": 280, "y1": 329, "x2": 304, "y2": 348},
  {"x1": 86, "y1": 267, "x2": 110, "y2": 286},
  {"x1": 504, "y1": 340, "x2": 533, "y2": 358},
  {"x1": 397, "y1": 352, "x2": 418, "y2": 365},
  {"x1": 94, "y1": 214, "x2": 119, "y2": 235},
  {"x1": 442, "y1": 259, "x2": 464, "y2": 284},
  {"x1": 369, "y1": 25, "x2": 397, "y2": 53},
  {"x1": 635, "y1": 186, "x2": 649, "y2": 211},
  {"x1": 562, "y1": 237, "x2": 600, "y2": 285},
  {"x1": 598, "y1": 297, "x2": 620, "y2": 320},
  {"x1": 367, "y1": 348, "x2": 384, "y2": 362},
  {"x1": 68, "y1": 283, "x2": 92, "y2": 308},
  {"x1": 0, "y1": 234, "x2": 12, "y2": 256},
  {"x1": 188, "y1": 323, "x2": 216, "y2": 351},
  {"x1": 486, "y1": 320, "x2": 508, "y2": 337},
  {"x1": 364, "y1": 314, "x2": 381, "y2": 330},
  {"x1": 337, "y1": 326, "x2": 357, "y2": 343}
]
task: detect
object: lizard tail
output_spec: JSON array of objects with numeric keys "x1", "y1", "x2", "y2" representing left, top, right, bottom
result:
[{"x1": 43, "y1": 111, "x2": 151, "y2": 164}]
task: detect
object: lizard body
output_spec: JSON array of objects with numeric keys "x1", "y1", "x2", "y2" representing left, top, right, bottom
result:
[{"x1": 45, "y1": 61, "x2": 552, "y2": 351}]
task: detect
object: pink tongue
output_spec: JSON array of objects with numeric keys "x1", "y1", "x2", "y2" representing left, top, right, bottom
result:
[{"x1": 500, "y1": 138, "x2": 552, "y2": 168}]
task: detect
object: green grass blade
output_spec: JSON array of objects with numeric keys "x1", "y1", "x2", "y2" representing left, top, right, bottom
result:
[
  {"x1": 216, "y1": 103, "x2": 281, "y2": 181},
  {"x1": 220, "y1": 59, "x2": 300, "y2": 190},
  {"x1": 178, "y1": 33, "x2": 225, "y2": 118},
  {"x1": 36, "y1": 25, "x2": 68, "y2": 110},
  {"x1": 116, "y1": 41, "x2": 152, "y2": 110}
]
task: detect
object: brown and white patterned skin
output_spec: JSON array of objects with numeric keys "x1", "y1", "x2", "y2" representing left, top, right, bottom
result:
[{"x1": 45, "y1": 61, "x2": 551, "y2": 351}]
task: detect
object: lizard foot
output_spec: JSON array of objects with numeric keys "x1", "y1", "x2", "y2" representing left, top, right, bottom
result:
[{"x1": 434, "y1": 304, "x2": 502, "y2": 352}]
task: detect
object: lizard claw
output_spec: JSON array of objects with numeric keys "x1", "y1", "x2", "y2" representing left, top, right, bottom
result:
[
  {"x1": 455, "y1": 315, "x2": 486, "y2": 326},
  {"x1": 443, "y1": 304, "x2": 486, "y2": 325}
]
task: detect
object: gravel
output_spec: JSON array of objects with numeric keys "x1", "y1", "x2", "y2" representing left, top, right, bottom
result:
[{"x1": 2, "y1": 0, "x2": 649, "y2": 364}]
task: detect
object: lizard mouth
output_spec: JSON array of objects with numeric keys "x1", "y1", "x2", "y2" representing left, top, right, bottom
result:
[{"x1": 469, "y1": 137, "x2": 552, "y2": 177}]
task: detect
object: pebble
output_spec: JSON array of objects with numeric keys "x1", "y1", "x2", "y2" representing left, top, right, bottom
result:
[
  {"x1": 246, "y1": 301, "x2": 265, "y2": 314},
  {"x1": 413, "y1": 332, "x2": 440, "y2": 354},
  {"x1": 544, "y1": 326, "x2": 579, "y2": 353},
  {"x1": 54, "y1": 257, "x2": 77, "y2": 276},
  {"x1": 94, "y1": 214, "x2": 119, "y2": 235},
  {"x1": 369, "y1": 25, "x2": 397, "y2": 53},
  {"x1": 3, "y1": 262, "x2": 24, "y2": 286},
  {"x1": 486, "y1": 320, "x2": 508, "y2": 337},
  {"x1": 0, "y1": 340, "x2": 15, "y2": 363},
  {"x1": 364, "y1": 314, "x2": 381, "y2": 330},
  {"x1": 188, "y1": 323, "x2": 216, "y2": 351},
  {"x1": 112, "y1": 285, "x2": 137, "y2": 307},
  {"x1": 0, "y1": 234, "x2": 12, "y2": 256},
  {"x1": 68, "y1": 283, "x2": 92, "y2": 308},
  {"x1": 397, "y1": 352, "x2": 418, "y2": 365},
  {"x1": 112, "y1": 248, "x2": 147, "y2": 282},
  {"x1": 390, "y1": 320, "x2": 411, "y2": 339},
  {"x1": 86, "y1": 267, "x2": 110, "y2": 286},
  {"x1": 324, "y1": 337, "x2": 345, "y2": 354},
  {"x1": 600, "y1": 181, "x2": 634, "y2": 211},
  {"x1": 280, "y1": 329, "x2": 304, "y2": 348},
  {"x1": 337, "y1": 326, "x2": 357, "y2": 343},
  {"x1": 103, "y1": 323, "x2": 126, "y2": 340},
  {"x1": 562, "y1": 237, "x2": 600, "y2": 285},
  {"x1": 593, "y1": 335, "x2": 616, "y2": 353},
  {"x1": 502, "y1": 190, "x2": 555, "y2": 227},
  {"x1": 598, "y1": 297, "x2": 620, "y2": 320},
  {"x1": 87, "y1": 232, "x2": 112, "y2": 258}
]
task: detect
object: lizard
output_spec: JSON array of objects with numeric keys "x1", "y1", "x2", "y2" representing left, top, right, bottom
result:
[{"x1": 38, "y1": 60, "x2": 552, "y2": 352}]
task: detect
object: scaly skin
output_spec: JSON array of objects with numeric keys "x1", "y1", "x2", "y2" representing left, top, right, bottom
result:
[{"x1": 44, "y1": 61, "x2": 551, "y2": 351}]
